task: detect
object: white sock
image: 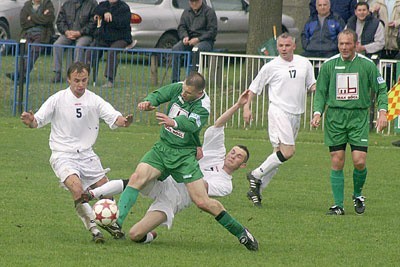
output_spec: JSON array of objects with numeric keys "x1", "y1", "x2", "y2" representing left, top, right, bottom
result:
[
  {"x1": 251, "y1": 152, "x2": 283, "y2": 179},
  {"x1": 142, "y1": 232, "x2": 155, "y2": 244},
  {"x1": 91, "y1": 179, "x2": 124, "y2": 199},
  {"x1": 75, "y1": 202, "x2": 97, "y2": 231},
  {"x1": 260, "y1": 167, "x2": 278, "y2": 193}
]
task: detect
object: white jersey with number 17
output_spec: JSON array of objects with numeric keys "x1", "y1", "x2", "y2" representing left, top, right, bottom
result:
[{"x1": 249, "y1": 55, "x2": 315, "y2": 115}]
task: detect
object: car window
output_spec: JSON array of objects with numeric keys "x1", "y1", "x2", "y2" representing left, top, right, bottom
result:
[
  {"x1": 124, "y1": 0, "x2": 162, "y2": 4},
  {"x1": 209, "y1": 0, "x2": 243, "y2": 11},
  {"x1": 173, "y1": 0, "x2": 189, "y2": 9}
]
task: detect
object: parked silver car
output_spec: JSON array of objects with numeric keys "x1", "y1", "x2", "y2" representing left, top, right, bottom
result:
[
  {"x1": 0, "y1": 0, "x2": 66, "y2": 47},
  {"x1": 126, "y1": 0, "x2": 299, "y2": 51}
]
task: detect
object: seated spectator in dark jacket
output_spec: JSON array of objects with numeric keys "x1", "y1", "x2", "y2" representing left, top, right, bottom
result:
[
  {"x1": 346, "y1": 2, "x2": 384, "y2": 59},
  {"x1": 302, "y1": 0, "x2": 345, "y2": 58},
  {"x1": 6, "y1": 0, "x2": 55, "y2": 83},
  {"x1": 310, "y1": 0, "x2": 357, "y2": 23},
  {"x1": 171, "y1": 0, "x2": 217, "y2": 82},
  {"x1": 87, "y1": 0, "x2": 132, "y2": 88},
  {"x1": 52, "y1": 0, "x2": 97, "y2": 83}
]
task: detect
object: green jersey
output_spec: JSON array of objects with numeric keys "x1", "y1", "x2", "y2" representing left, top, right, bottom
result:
[
  {"x1": 144, "y1": 82, "x2": 210, "y2": 149},
  {"x1": 313, "y1": 53, "x2": 388, "y2": 114}
]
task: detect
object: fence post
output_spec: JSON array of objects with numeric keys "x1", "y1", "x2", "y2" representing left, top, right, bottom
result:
[
  {"x1": 150, "y1": 54, "x2": 158, "y2": 85},
  {"x1": 17, "y1": 39, "x2": 27, "y2": 114}
]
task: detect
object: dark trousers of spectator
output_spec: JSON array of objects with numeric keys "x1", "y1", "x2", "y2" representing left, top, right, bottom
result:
[
  {"x1": 171, "y1": 40, "x2": 213, "y2": 82},
  {"x1": 86, "y1": 39, "x2": 128, "y2": 83}
]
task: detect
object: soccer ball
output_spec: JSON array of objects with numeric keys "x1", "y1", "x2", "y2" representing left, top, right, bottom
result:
[{"x1": 92, "y1": 199, "x2": 119, "y2": 226}]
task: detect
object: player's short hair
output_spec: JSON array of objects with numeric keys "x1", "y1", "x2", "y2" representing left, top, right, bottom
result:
[
  {"x1": 338, "y1": 29, "x2": 358, "y2": 43},
  {"x1": 278, "y1": 32, "x2": 296, "y2": 44},
  {"x1": 185, "y1": 71, "x2": 205, "y2": 92},
  {"x1": 67, "y1": 61, "x2": 90, "y2": 79},
  {"x1": 355, "y1": 1, "x2": 369, "y2": 10},
  {"x1": 317, "y1": 0, "x2": 330, "y2": 7},
  {"x1": 236, "y1": 144, "x2": 250, "y2": 163}
]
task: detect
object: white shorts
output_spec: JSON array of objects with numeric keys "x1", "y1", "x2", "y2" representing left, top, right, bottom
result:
[
  {"x1": 268, "y1": 104, "x2": 301, "y2": 147},
  {"x1": 141, "y1": 177, "x2": 192, "y2": 229},
  {"x1": 49, "y1": 150, "x2": 108, "y2": 191}
]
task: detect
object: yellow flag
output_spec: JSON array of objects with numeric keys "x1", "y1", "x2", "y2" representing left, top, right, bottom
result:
[{"x1": 387, "y1": 82, "x2": 400, "y2": 121}]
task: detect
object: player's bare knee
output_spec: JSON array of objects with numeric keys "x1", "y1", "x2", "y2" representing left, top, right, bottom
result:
[
  {"x1": 128, "y1": 172, "x2": 143, "y2": 187},
  {"x1": 129, "y1": 228, "x2": 144, "y2": 242}
]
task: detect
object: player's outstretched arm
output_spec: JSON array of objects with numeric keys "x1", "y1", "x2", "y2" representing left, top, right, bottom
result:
[
  {"x1": 21, "y1": 111, "x2": 38, "y2": 128},
  {"x1": 138, "y1": 101, "x2": 156, "y2": 111},
  {"x1": 114, "y1": 114, "x2": 133, "y2": 127},
  {"x1": 242, "y1": 90, "x2": 255, "y2": 126},
  {"x1": 214, "y1": 90, "x2": 250, "y2": 128}
]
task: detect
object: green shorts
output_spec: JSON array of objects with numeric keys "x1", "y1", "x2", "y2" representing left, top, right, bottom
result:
[
  {"x1": 140, "y1": 141, "x2": 203, "y2": 183},
  {"x1": 324, "y1": 107, "x2": 369, "y2": 147}
]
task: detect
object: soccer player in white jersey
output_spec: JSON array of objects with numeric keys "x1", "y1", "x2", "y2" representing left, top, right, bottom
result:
[
  {"x1": 243, "y1": 33, "x2": 316, "y2": 206},
  {"x1": 20, "y1": 61, "x2": 133, "y2": 243},
  {"x1": 84, "y1": 90, "x2": 251, "y2": 244}
]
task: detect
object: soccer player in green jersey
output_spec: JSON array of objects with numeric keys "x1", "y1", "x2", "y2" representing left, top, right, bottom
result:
[
  {"x1": 113, "y1": 72, "x2": 258, "y2": 250},
  {"x1": 311, "y1": 29, "x2": 388, "y2": 215}
]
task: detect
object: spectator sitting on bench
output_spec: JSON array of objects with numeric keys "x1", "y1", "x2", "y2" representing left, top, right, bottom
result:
[
  {"x1": 171, "y1": 0, "x2": 217, "y2": 82},
  {"x1": 86, "y1": 0, "x2": 132, "y2": 88}
]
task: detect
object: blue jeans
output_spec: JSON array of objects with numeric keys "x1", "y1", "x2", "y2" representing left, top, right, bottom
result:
[
  {"x1": 171, "y1": 40, "x2": 213, "y2": 82},
  {"x1": 53, "y1": 35, "x2": 92, "y2": 73}
]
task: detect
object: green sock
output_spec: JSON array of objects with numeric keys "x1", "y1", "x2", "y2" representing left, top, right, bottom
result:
[
  {"x1": 330, "y1": 169, "x2": 344, "y2": 208},
  {"x1": 353, "y1": 168, "x2": 367, "y2": 197},
  {"x1": 117, "y1": 186, "x2": 139, "y2": 226},
  {"x1": 215, "y1": 211, "x2": 245, "y2": 238}
]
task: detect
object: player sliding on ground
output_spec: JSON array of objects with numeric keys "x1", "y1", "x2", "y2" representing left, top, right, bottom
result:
[
  {"x1": 85, "y1": 75, "x2": 258, "y2": 250},
  {"x1": 84, "y1": 90, "x2": 253, "y2": 248}
]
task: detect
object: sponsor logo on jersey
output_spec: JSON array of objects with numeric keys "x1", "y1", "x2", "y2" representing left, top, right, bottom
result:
[{"x1": 165, "y1": 126, "x2": 185, "y2": 138}]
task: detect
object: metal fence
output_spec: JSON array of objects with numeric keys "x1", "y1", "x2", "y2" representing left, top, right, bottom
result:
[
  {"x1": 199, "y1": 51, "x2": 399, "y2": 134},
  {"x1": 0, "y1": 41, "x2": 191, "y2": 121},
  {"x1": 1, "y1": 40, "x2": 398, "y2": 134}
]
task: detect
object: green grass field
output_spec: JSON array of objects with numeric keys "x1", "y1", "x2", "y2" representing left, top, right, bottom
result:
[{"x1": 1, "y1": 117, "x2": 399, "y2": 266}]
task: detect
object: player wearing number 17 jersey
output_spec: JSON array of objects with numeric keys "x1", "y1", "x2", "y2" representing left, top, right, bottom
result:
[{"x1": 243, "y1": 33, "x2": 316, "y2": 206}]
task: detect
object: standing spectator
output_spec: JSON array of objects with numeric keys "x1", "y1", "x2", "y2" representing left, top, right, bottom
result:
[
  {"x1": 87, "y1": 0, "x2": 132, "y2": 88},
  {"x1": 370, "y1": 0, "x2": 400, "y2": 59},
  {"x1": 302, "y1": 0, "x2": 346, "y2": 58},
  {"x1": 171, "y1": 0, "x2": 217, "y2": 82},
  {"x1": 51, "y1": 0, "x2": 97, "y2": 83},
  {"x1": 114, "y1": 72, "x2": 259, "y2": 251},
  {"x1": 243, "y1": 33, "x2": 316, "y2": 207},
  {"x1": 311, "y1": 29, "x2": 388, "y2": 215},
  {"x1": 310, "y1": 0, "x2": 357, "y2": 23},
  {"x1": 346, "y1": 2, "x2": 385, "y2": 58},
  {"x1": 6, "y1": 0, "x2": 55, "y2": 83},
  {"x1": 20, "y1": 62, "x2": 133, "y2": 242}
]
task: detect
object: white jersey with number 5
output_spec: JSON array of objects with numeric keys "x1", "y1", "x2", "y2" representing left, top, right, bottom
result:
[
  {"x1": 34, "y1": 88, "x2": 122, "y2": 153},
  {"x1": 248, "y1": 55, "x2": 315, "y2": 115}
]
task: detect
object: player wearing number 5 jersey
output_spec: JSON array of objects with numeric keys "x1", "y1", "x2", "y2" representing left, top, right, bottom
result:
[
  {"x1": 243, "y1": 33, "x2": 316, "y2": 207},
  {"x1": 20, "y1": 62, "x2": 133, "y2": 243},
  {"x1": 311, "y1": 29, "x2": 388, "y2": 215}
]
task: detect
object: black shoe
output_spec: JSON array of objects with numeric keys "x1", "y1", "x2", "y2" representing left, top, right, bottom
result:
[
  {"x1": 246, "y1": 172, "x2": 262, "y2": 206},
  {"x1": 99, "y1": 222, "x2": 125, "y2": 239},
  {"x1": 239, "y1": 228, "x2": 259, "y2": 251},
  {"x1": 326, "y1": 205, "x2": 345, "y2": 215},
  {"x1": 353, "y1": 195, "x2": 365, "y2": 214},
  {"x1": 92, "y1": 231, "x2": 105, "y2": 243}
]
